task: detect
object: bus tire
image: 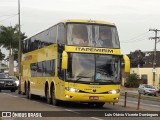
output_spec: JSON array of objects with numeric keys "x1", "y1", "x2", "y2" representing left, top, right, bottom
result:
[
  {"x1": 88, "y1": 102, "x2": 95, "y2": 106},
  {"x1": 51, "y1": 85, "x2": 59, "y2": 106},
  {"x1": 95, "y1": 102, "x2": 105, "y2": 108},
  {"x1": 26, "y1": 83, "x2": 32, "y2": 99},
  {"x1": 46, "y1": 85, "x2": 51, "y2": 104},
  {"x1": 23, "y1": 82, "x2": 27, "y2": 95}
]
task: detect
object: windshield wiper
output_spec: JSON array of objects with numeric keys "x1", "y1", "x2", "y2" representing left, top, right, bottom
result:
[
  {"x1": 100, "y1": 79, "x2": 116, "y2": 84},
  {"x1": 74, "y1": 76, "x2": 92, "y2": 83}
]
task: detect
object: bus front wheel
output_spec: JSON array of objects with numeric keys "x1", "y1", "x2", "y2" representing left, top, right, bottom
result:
[
  {"x1": 51, "y1": 86, "x2": 60, "y2": 106},
  {"x1": 95, "y1": 102, "x2": 105, "y2": 108},
  {"x1": 88, "y1": 102, "x2": 105, "y2": 107}
]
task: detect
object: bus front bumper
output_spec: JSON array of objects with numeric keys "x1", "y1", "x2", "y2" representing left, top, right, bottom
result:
[{"x1": 64, "y1": 91, "x2": 120, "y2": 103}]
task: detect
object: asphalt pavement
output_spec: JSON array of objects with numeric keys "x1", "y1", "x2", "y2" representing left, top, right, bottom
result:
[{"x1": 121, "y1": 87, "x2": 138, "y2": 94}]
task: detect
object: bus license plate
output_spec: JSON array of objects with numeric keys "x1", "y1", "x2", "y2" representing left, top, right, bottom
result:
[{"x1": 89, "y1": 96, "x2": 99, "y2": 100}]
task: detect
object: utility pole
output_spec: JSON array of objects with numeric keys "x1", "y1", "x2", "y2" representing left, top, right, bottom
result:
[
  {"x1": 18, "y1": 0, "x2": 21, "y2": 93},
  {"x1": 18, "y1": 0, "x2": 21, "y2": 73},
  {"x1": 149, "y1": 29, "x2": 160, "y2": 86}
]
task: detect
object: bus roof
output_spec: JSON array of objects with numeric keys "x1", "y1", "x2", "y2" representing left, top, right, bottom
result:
[
  {"x1": 61, "y1": 19, "x2": 115, "y2": 26},
  {"x1": 24, "y1": 19, "x2": 115, "y2": 41}
]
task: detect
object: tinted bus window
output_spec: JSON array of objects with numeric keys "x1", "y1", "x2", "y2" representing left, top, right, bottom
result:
[
  {"x1": 23, "y1": 40, "x2": 27, "y2": 53},
  {"x1": 50, "y1": 26, "x2": 57, "y2": 43},
  {"x1": 45, "y1": 60, "x2": 54, "y2": 76},
  {"x1": 37, "y1": 62, "x2": 43, "y2": 77},
  {"x1": 42, "y1": 61, "x2": 46, "y2": 77},
  {"x1": 30, "y1": 63, "x2": 37, "y2": 77},
  {"x1": 67, "y1": 24, "x2": 120, "y2": 48},
  {"x1": 58, "y1": 23, "x2": 65, "y2": 44}
]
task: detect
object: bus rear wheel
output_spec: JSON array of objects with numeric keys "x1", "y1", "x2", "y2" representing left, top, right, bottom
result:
[
  {"x1": 51, "y1": 86, "x2": 60, "y2": 106},
  {"x1": 46, "y1": 86, "x2": 51, "y2": 104},
  {"x1": 26, "y1": 83, "x2": 32, "y2": 99}
]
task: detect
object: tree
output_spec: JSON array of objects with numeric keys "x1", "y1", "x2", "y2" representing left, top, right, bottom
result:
[
  {"x1": 125, "y1": 73, "x2": 142, "y2": 88},
  {"x1": 0, "y1": 25, "x2": 27, "y2": 75},
  {"x1": 0, "y1": 49, "x2": 5, "y2": 60},
  {"x1": 128, "y1": 50, "x2": 145, "y2": 68},
  {"x1": 0, "y1": 49, "x2": 5, "y2": 72}
]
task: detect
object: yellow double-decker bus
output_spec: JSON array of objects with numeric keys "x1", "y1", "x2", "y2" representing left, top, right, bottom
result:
[{"x1": 20, "y1": 19, "x2": 130, "y2": 107}]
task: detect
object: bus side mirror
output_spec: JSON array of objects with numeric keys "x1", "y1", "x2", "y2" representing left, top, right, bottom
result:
[
  {"x1": 62, "y1": 51, "x2": 68, "y2": 70},
  {"x1": 123, "y1": 54, "x2": 130, "y2": 73}
]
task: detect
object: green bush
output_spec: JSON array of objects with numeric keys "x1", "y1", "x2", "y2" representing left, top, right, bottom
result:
[{"x1": 125, "y1": 73, "x2": 142, "y2": 88}]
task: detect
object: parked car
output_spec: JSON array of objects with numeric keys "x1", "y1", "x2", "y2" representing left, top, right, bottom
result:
[
  {"x1": 138, "y1": 84, "x2": 160, "y2": 96},
  {"x1": 0, "y1": 73, "x2": 18, "y2": 92},
  {"x1": 155, "y1": 89, "x2": 160, "y2": 96},
  {"x1": 9, "y1": 76, "x2": 19, "y2": 86}
]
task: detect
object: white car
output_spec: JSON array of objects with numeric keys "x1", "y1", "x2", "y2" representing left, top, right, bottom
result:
[
  {"x1": 138, "y1": 84, "x2": 159, "y2": 96},
  {"x1": 9, "y1": 76, "x2": 19, "y2": 86}
]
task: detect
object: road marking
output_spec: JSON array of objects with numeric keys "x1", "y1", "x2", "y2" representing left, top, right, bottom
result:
[
  {"x1": 138, "y1": 102, "x2": 160, "y2": 108},
  {"x1": 2, "y1": 93, "x2": 57, "y2": 107},
  {"x1": 90, "y1": 117, "x2": 104, "y2": 120},
  {"x1": 64, "y1": 109, "x2": 80, "y2": 114},
  {"x1": 46, "y1": 104, "x2": 57, "y2": 107},
  {"x1": 119, "y1": 99, "x2": 160, "y2": 108},
  {"x1": 2, "y1": 93, "x2": 18, "y2": 97}
]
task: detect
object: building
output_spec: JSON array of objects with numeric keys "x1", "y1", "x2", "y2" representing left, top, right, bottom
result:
[
  {"x1": 122, "y1": 51, "x2": 160, "y2": 88},
  {"x1": 130, "y1": 68, "x2": 160, "y2": 88}
]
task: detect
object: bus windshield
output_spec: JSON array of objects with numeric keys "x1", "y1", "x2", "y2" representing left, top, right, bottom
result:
[
  {"x1": 66, "y1": 53, "x2": 121, "y2": 84},
  {"x1": 67, "y1": 23, "x2": 120, "y2": 48}
]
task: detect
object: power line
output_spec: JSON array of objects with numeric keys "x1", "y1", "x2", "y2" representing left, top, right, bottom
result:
[
  {"x1": 0, "y1": 14, "x2": 18, "y2": 22},
  {"x1": 121, "y1": 31, "x2": 151, "y2": 42},
  {"x1": 121, "y1": 34, "x2": 152, "y2": 43},
  {"x1": 121, "y1": 38, "x2": 146, "y2": 43},
  {"x1": 0, "y1": 8, "x2": 17, "y2": 14},
  {"x1": 0, "y1": 14, "x2": 17, "y2": 17}
]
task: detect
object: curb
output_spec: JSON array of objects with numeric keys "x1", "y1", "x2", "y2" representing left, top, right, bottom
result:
[{"x1": 120, "y1": 92, "x2": 160, "y2": 102}]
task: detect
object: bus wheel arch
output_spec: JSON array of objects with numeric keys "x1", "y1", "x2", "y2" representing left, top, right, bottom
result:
[
  {"x1": 45, "y1": 81, "x2": 51, "y2": 104},
  {"x1": 50, "y1": 82, "x2": 60, "y2": 106}
]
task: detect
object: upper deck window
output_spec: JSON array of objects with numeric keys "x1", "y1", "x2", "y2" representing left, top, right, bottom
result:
[
  {"x1": 57, "y1": 23, "x2": 65, "y2": 44},
  {"x1": 67, "y1": 23, "x2": 120, "y2": 48}
]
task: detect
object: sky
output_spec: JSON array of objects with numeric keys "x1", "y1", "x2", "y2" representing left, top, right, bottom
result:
[{"x1": 1, "y1": 0, "x2": 160, "y2": 57}]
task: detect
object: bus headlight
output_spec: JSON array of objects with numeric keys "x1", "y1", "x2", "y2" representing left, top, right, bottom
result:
[
  {"x1": 108, "y1": 89, "x2": 120, "y2": 94},
  {"x1": 65, "y1": 87, "x2": 79, "y2": 92}
]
